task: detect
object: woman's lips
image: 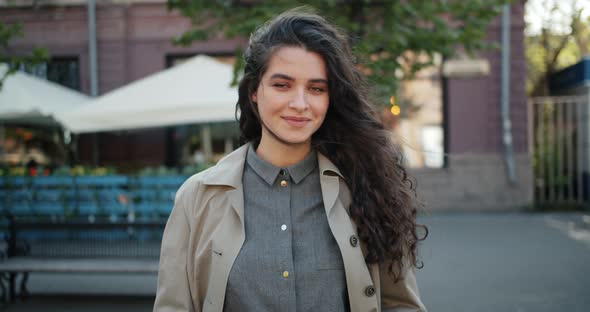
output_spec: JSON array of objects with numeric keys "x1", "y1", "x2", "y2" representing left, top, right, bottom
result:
[{"x1": 283, "y1": 116, "x2": 310, "y2": 128}]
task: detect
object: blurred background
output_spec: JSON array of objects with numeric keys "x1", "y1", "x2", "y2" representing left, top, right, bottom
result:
[{"x1": 0, "y1": 0, "x2": 589, "y2": 311}]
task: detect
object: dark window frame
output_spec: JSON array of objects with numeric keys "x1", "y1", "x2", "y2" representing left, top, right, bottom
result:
[{"x1": 20, "y1": 56, "x2": 81, "y2": 91}]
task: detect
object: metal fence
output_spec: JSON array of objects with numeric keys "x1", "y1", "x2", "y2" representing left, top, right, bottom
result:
[{"x1": 529, "y1": 95, "x2": 590, "y2": 206}]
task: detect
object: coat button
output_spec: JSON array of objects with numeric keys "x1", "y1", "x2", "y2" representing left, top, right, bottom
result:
[
  {"x1": 280, "y1": 180, "x2": 288, "y2": 187},
  {"x1": 349, "y1": 235, "x2": 358, "y2": 247},
  {"x1": 365, "y1": 285, "x2": 376, "y2": 297}
]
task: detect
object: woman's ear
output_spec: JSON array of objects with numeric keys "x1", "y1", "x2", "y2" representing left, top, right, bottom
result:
[{"x1": 251, "y1": 91, "x2": 257, "y2": 103}]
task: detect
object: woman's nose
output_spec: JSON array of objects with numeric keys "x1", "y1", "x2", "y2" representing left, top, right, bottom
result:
[{"x1": 288, "y1": 90, "x2": 308, "y2": 111}]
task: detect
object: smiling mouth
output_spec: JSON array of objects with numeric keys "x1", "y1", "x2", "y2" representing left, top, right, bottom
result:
[{"x1": 282, "y1": 116, "x2": 311, "y2": 127}]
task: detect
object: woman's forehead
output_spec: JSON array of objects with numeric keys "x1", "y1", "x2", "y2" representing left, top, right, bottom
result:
[{"x1": 264, "y1": 46, "x2": 328, "y2": 81}]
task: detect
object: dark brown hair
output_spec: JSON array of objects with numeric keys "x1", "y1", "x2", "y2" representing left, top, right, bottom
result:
[{"x1": 236, "y1": 8, "x2": 427, "y2": 280}]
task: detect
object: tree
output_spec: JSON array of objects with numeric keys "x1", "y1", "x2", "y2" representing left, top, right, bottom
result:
[
  {"x1": 0, "y1": 5, "x2": 49, "y2": 89},
  {"x1": 525, "y1": 0, "x2": 590, "y2": 96},
  {"x1": 167, "y1": 0, "x2": 509, "y2": 107}
]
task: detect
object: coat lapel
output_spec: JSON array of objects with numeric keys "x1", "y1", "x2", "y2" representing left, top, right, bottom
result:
[
  {"x1": 318, "y1": 153, "x2": 343, "y2": 216},
  {"x1": 318, "y1": 153, "x2": 379, "y2": 312},
  {"x1": 200, "y1": 144, "x2": 249, "y2": 312},
  {"x1": 204, "y1": 187, "x2": 245, "y2": 312}
]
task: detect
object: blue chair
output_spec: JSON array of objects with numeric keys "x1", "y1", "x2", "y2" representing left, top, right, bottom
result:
[
  {"x1": 157, "y1": 176, "x2": 188, "y2": 188},
  {"x1": 75, "y1": 175, "x2": 128, "y2": 187},
  {"x1": 73, "y1": 189, "x2": 98, "y2": 216},
  {"x1": 32, "y1": 176, "x2": 74, "y2": 187},
  {"x1": 135, "y1": 176, "x2": 186, "y2": 217},
  {"x1": 8, "y1": 190, "x2": 34, "y2": 216},
  {"x1": 96, "y1": 189, "x2": 129, "y2": 217},
  {"x1": 0, "y1": 190, "x2": 8, "y2": 214},
  {"x1": 34, "y1": 189, "x2": 64, "y2": 216},
  {"x1": 137, "y1": 176, "x2": 187, "y2": 189},
  {"x1": 156, "y1": 201, "x2": 174, "y2": 215},
  {"x1": 137, "y1": 176, "x2": 162, "y2": 187},
  {"x1": 31, "y1": 176, "x2": 75, "y2": 217},
  {"x1": 160, "y1": 188, "x2": 177, "y2": 202},
  {"x1": 133, "y1": 189, "x2": 158, "y2": 217},
  {"x1": 73, "y1": 176, "x2": 129, "y2": 218},
  {"x1": 7, "y1": 176, "x2": 29, "y2": 188}
]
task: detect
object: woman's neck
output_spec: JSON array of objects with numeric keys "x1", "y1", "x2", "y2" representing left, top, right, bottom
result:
[{"x1": 256, "y1": 135, "x2": 311, "y2": 168}]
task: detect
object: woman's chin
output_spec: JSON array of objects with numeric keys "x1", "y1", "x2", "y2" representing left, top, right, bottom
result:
[{"x1": 276, "y1": 134, "x2": 312, "y2": 146}]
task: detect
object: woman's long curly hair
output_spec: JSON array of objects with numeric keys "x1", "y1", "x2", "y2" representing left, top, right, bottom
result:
[{"x1": 236, "y1": 8, "x2": 427, "y2": 281}]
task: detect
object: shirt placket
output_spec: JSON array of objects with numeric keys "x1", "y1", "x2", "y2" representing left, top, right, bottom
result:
[{"x1": 277, "y1": 169, "x2": 296, "y2": 311}]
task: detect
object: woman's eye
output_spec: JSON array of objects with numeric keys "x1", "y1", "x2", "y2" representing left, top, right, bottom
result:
[
  {"x1": 273, "y1": 83, "x2": 289, "y2": 89},
  {"x1": 310, "y1": 86, "x2": 326, "y2": 93}
]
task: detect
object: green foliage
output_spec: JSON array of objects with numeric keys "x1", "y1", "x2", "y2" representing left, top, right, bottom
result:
[
  {"x1": 167, "y1": 0, "x2": 509, "y2": 107},
  {"x1": 526, "y1": 33, "x2": 583, "y2": 95},
  {"x1": 525, "y1": 0, "x2": 590, "y2": 96},
  {"x1": 0, "y1": 21, "x2": 50, "y2": 89}
]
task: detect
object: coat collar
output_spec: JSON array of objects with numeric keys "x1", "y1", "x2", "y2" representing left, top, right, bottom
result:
[
  {"x1": 201, "y1": 142, "x2": 344, "y2": 188},
  {"x1": 201, "y1": 143, "x2": 249, "y2": 188},
  {"x1": 318, "y1": 152, "x2": 344, "y2": 179}
]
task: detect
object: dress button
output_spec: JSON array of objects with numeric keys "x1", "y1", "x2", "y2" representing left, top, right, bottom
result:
[
  {"x1": 365, "y1": 285, "x2": 376, "y2": 297},
  {"x1": 282, "y1": 271, "x2": 289, "y2": 278},
  {"x1": 349, "y1": 235, "x2": 358, "y2": 247},
  {"x1": 281, "y1": 224, "x2": 287, "y2": 231},
  {"x1": 280, "y1": 180, "x2": 288, "y2": 187}
]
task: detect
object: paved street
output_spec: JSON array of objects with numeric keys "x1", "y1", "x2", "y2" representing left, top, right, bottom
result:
[
  {"x1": 418, "y1": 212, "x2": 590, "y2": 311},
  {"x1": 1, "y1": 212, "x2": 589, "y2": 312}
]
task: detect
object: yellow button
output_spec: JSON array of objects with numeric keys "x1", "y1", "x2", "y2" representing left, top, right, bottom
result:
[
  {"x1": 282, "y1": 271, "x2": 289, "y2": 278},
  {"x1": 280, "y1": 180, "x2": 288, "y2": 187}
]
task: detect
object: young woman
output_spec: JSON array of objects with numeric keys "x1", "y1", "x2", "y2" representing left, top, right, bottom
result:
[{"x1": 154, "y1": 8, "x2": 427, "y2": 312}]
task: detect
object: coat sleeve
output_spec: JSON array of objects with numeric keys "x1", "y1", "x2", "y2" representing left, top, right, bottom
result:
[
  {"x1": 153, "y1": 186, "x2": 196, "y2": 312},
  {"x1": 380, "y1": 261, "x2": 428, "y2": 312}
]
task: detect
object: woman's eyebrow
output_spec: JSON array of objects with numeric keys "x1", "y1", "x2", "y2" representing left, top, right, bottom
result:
[
  {"x1": 269, "y1": 73, "x2": 328, "y2": 84},
  {"x1": 309, "y1": 78, "x2": 328, "y2": 84},
  {"x1": 269, "y1": 73, "x2": 294, "y2": 81}
]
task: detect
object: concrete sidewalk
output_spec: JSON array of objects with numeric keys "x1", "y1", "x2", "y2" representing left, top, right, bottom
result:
[
  {"x1": 2, "y1": 212, "x2": 589, "y2": 311},
  {"x1": 418, "y1": 212, "x2": 590, "y2": 311}
]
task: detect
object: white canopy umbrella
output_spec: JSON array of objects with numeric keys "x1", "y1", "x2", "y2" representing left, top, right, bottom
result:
[
  {"x1": 55, "y1": 55, "x2": 239, "y2": 133},
  {"x1": 0, "y1": 64, "x2": 89, "y2": 126}
]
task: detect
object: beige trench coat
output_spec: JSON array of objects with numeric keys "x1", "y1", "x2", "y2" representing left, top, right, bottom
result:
[{"x1": 153, "y1": 143, "x2": 427, "y2": 312}]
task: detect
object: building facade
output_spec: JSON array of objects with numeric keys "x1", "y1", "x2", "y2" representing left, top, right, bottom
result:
[{"x1": 0, "y1": 0, "x2": 531, "y2": 211}]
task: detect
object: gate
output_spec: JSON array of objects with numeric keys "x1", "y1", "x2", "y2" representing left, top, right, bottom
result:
[{"x1": 529, "y1": 95, "x2": 590, "y2": 207}]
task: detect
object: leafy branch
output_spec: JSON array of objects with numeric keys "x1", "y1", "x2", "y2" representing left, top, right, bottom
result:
[{"x1": 168, "y1": 0, "x2": 509, "y2": 106}]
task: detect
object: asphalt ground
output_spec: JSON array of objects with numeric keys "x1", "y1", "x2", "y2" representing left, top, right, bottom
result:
[
  {"x1": 418, "y1": 212, "x2": 590, "y2": 312},
  {"x1": 1, "y1": 212, "x2": 589, "y2": 312}
]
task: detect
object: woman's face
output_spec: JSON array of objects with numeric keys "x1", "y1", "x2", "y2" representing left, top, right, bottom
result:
[{"x1": 252, "y1": 46, "x2": 329, "y2": 147}]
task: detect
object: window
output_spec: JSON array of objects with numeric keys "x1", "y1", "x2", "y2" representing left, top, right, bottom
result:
[
  {"x1": 21, "y1": 57, "x2": 80, "y2": 91},
  {"x1": 390, "y1": 55, "x2": 445, "y2": 169}
]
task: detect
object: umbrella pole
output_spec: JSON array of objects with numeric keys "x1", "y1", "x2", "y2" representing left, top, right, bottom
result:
[
  {"x1": 201, "y1": 125, "x2": 212, "y2": 162},
  {"x1": 61, "y1": 128, "x2": 79, "y2": 167},
  {"x1": 0, "y1": 124, "x2": 4, "y2": 165},
  {"x1": 92, "y1": 133, "x2": 99, "y2": 166}
]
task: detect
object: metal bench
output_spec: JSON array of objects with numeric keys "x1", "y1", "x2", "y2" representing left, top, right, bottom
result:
[
  {"x1": 0, "y1": 174, "x2": 189, "y2": 302},
  {"x1": 0, "y1": 217, "x2": 164, "y2": 302}
]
